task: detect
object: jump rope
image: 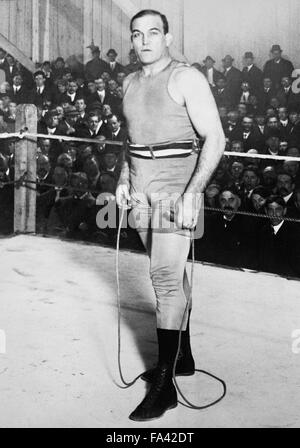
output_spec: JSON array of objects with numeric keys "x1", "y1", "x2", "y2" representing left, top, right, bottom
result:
[{"x1": 115, "y1": 205, "x2": 227, "y2": 410}]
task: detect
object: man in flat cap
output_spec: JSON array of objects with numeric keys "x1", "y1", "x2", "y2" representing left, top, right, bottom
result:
[
  {"x1": 106, "y1": 49, "x2": 125, "y2": 80},
  {"x1": 241, "y1": 51, "x2": 263, "y2": 97},
  {"x1": 85, "y1": 46, "x2": 109, "y2": 83},
  {"x1": 201, "y1": 55, "x2": 222, "y2": 88},
  {"x1": 222, "y1": 54, "x2": 242, "y2": 106},
  {"x1": 263, "y1": 44, "x2": 294, "y2": 91}
]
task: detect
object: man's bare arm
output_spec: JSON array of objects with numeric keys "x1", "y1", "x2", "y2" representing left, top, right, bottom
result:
[{"x1": 173, "y1": 67, "x2": 226, "y2": 195}]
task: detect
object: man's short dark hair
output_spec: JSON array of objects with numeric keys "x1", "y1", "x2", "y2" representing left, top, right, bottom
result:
[{"x1": 130, "y1": 9, "x2": 169, "y2": 34}]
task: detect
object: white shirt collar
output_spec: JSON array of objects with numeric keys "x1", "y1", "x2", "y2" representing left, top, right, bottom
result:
[
  {"x1": 272, "y1": 220, "x2": 284, "y2": 234},
  {"x1": 283, "y1": 192, "x2": 293, "y2": 203}
]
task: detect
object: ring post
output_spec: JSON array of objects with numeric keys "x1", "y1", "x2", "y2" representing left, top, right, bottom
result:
[{"x1": 14, "y1": 104, "x2": 37, "y2": 234}]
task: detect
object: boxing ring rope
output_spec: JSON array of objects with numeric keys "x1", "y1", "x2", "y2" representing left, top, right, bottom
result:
[{"x1": 2, "y1": 105, "x2": 300, "y2": 412}]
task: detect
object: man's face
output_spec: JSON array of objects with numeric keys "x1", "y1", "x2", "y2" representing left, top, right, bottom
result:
[
  {"x1": 272, "y1": 50, "x2": 282, "y2": 61},
  {"x1": 277, "y1": 174, "x2": 295, "y2": 196},
  {"x1": 243, "y1": 170, "x2": 259, "y2": 190},
  {"x1": 131, "y1": 14, "x2": 171, "y2": 65},
  {"x1": 129, "y1": 52, "x2": 137, "y2": 64},
  {"x1": 108, "y1": 79, "x2": 118, "y2": 92},
  {"x1": 95, "y1": 79, "x2": 105, "y2": 91},
  {"x1": 66, "y1": 113, "x2": 78, "y2": 126},
  {"x1": 263, "y1": 78, "x2": 272, "y2": 89},
  {"x1": 35, "y1": 74, "x2": 45, "y2": 87},
  {"x1": 108, "y1": 116, "x2": 121, "y2": 133},
  {"x1": 267, "y1": 137, "x2": 280, "y2": 151},
  {"x1": 75, "y1": 99, "x2": 86, "y2": 113},
  {"x1": 283, "y1": 160, "x2": 299, "y2": 177},
  {"x1": 219, "y1": 191, "x2": 240, "y2": 218},
  {"x1": 0, "y1": 50, "x2": 5, "y2": 59},
  {"x1": 102, "y1": 104, "x2": 112, "y2": 116},
  {"x1": 108, "y1": 52, "x2": 117, "y2": 62},
  {"x1": 102, "y1": 71, "x2": 111, "y2": 82},
  {"x1": 57, "y1": 82, "x2": 66, "y2": 93},
  {"x1": 279, "y1": 141, "x2": 288, "y2": 152},
  {"x1": 56, "y1": 106, "x2": 64, "y2": 120},
  {"x1": 241, "y1": 82, "x2": 250, "y2": 92},
  {"x1": 245, "y1": 57, "x2": 253, "y2": 66},
  {"x1": 223, "y1": 57, "x2": 232, "y2": 69},
  {"x1": 242, "y1": 117, "x2": 253, "y2": 132},
  {"x1": 205, "y1": 59, "x2": 214, "y2": 69},
  {"x1": 231, "y1": 161, "x2": 244, "y2": 178},
  {"x1": 8, "y1": 102, "x2": 17, "y2": 116},
  {"x1": 88, "y1": 116, "x2": 100, "y2": 131},
  {"x1": 227, "y1": 111, "x2": 238, "y2": 123},
  {"x1": 263, "y1": 167, "x2": 277, "y2": 187},
  {"x1": 281, "y1": 77, "x2": 291, "y2": 88},
  {"x1": 53, "y1": 167, "x2": 68, "y2": 187},
  {"x1": 267, "y1": 117, "x2": 279, "y2": 128},
  {"x1": 270, "y1": 97, "x2": 280, "y2": 108},
  {"x1": 289, "y1": 112, "x2": 298, "y2": 124},
  {"x1": 68, "y1": 81, "x2": 78, "y2": 94},
  {"x1": 47, "y1": 114, "x2": 59, "y2": 128},
  {"x1": 13, "y1": 75, "x2": 22, "y2": 86},
  {"x1": 7, "y1": 56, "x2": 14, "y2": 65},
  {"x1": 41, "y1": 139, "x2": 51, "y2": 154},
  {"x1": 88, "y1": 82, "x2": 97, "y2": 94},
  {"x1": 255, "y1": 115, "x2": 265, "y2": 126},
  {"x1": 265, "y1": 202, "x2": 286, "y2": 226},
  {"x1": 238, "y1": 104, "x2": 247, "y2": 117},
  {"x1": 278, "y1": 107, "x2": 288, "y2": 120},
  {"x1": 252, "y1": 193, "x2": 267, "y2": 211},
  {"x1": 218, "y1": 106, "x2": 227, "y2": 118},
  {"x1": 117, "y1": 72, "x2": 126, "y2": 85},
  {"x1": 231, "y1": 142, "x2": 244, "y2": 152}
]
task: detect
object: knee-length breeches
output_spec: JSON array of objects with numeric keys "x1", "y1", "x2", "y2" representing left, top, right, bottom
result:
[{"x1": 129, "y1": 153, "x2": 199, "y2": 330}]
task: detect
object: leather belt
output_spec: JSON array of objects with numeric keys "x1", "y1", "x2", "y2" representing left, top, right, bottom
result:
[{"x1": 128, "y1": 140, "x2": 202, "y2": 159}]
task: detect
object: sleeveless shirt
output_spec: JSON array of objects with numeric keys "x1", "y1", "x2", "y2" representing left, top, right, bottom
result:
[{"x1": 122, "y1": 60, "x2": 197, "y2": 146}]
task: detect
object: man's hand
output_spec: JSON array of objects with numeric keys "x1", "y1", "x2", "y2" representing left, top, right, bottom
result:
[
  {"x1": 172, "y1": 192, "x2": 203, "y2": 230},
  {"x1": 116, "y1": 183, "x2": 131, "y2": 209}
]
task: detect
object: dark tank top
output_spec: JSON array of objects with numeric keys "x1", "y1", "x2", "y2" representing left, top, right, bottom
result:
[{"x1": 123, "y1": 60, "x2": 197, "y2": 146}]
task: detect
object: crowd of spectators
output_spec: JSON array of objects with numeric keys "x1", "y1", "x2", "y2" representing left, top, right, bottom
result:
[{"x1": 0, "y1": 43, "x2": 299, "y2": 277}]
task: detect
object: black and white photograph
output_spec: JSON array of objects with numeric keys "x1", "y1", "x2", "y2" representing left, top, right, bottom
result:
[{"x1": 0, "y1": 0, "x2": 300, "y2": 431}]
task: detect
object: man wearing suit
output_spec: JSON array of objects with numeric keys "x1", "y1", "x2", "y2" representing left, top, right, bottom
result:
[
  {"x1": 85, "y1": 46, "x2": 109, "y2": 83},
  {"x1": 0, "y1": 48, "x2": 8, "y2": 73},
  {"x1": 88, "y1": 77, "x2": 117, "y2": 112},
  {"x1": 38, "y1": 110, "x2": 66, "y2": 165},
  {"x1": 260, "y1": 77, "x2": 277, "y2": 111},
  {"x1": 4, "y1": 55, "x2": 19, "y2": 86},
  {"x1": 235, "y1": 116, "x2": 265, "y2": 152},
  {"x1": 276, "y1": 76, "x2": 300, "y2": 111},
  {"x1": 224, "y1": 109, "x2": 242, "y2": 141},
  {"x1": 263, "y1": 44, "x2": 294, "y2": 91},
  {"x1": 242, "y1": 52, "x2": 263, "y2": 97},
  {"x1": 11, "y1": 74, "x2": 28, "y2": 104},
  {"x1": 57, "y1": 80, "x2": 81, "y2": 106},
  {"x1": 213, "y1": 76, "x2": 232, "y2": 109},
  {"x1": 257, "y1": 195, "x2": 300, "y2": 278},
  {"x1": 29, "y1": 70, "x2": 53, "y2": 108},
  {"x1": 75, "y1": 111, "x2": 108, "y2": 139},
  {"x1": 276, "y1": 171, "x2": 297, "y2": 215},
  {"x1": 201, "y1": 56, "x2": 222, "y2": 89},
  {"x1": 106, "y1": 49, "x2": 125, "y2": 80},
  {"x1": 200, "y1": 187, "x2": 249, "y2": 268},
  {"x1": 106, "y1": 114, "x2": 127, "y2": 153},
  {"x1": 222, "y1": 54, "x2": 242, "y2": 107},
  {"x1": 278, "y1": 106, "x2": 293, "y2": 140}
]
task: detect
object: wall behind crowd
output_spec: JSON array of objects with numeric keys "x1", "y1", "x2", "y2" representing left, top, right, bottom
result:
[{"x1": 184, "y1": 0, "x2": 300, "y2": 70}]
